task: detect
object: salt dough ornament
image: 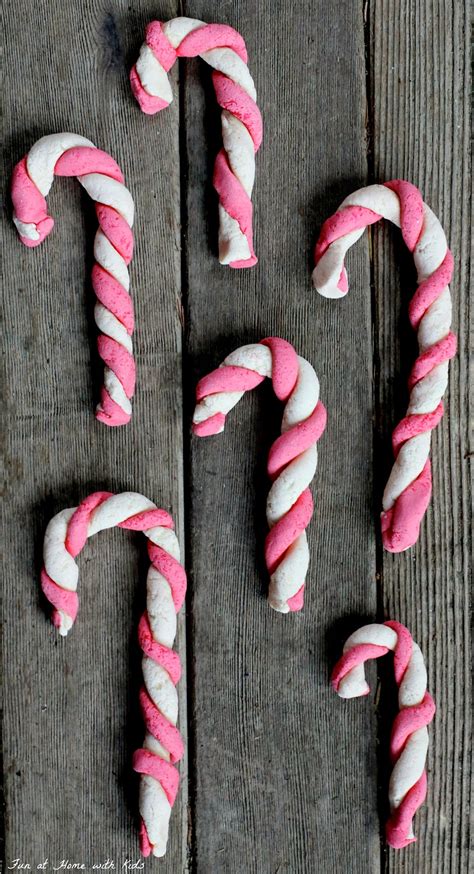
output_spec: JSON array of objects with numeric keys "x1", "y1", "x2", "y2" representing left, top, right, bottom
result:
[
  {"x1": 11, "y1": 133, "x2": 136, "y2": 426},
  {"x1": 41, "y1": 491, "x2": 187, "y2": 858},
  {"x1": 313, "y1": 181, "x2": 456, "y2": 552},
  {"x1": 193, "y1": 337, "x2": 327, "y2": 612},
  {"x1": 332, "y1": 620, "x2": 436, "y2": 849},
  {"x1": 131, "y1": 16, "x2": 262, "y2": 268}
]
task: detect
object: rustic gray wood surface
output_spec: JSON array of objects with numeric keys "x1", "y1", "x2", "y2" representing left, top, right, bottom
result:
[{"x1": 2, "y1": 1, "x2": 471, "y2": 873}]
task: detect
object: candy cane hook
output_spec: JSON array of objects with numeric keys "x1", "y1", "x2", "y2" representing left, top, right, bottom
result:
[
  {"x1": 193, "y1": 338, "x2": 327, "y2": 612},
  {"x1": 11, "y1": 133, "x2": 136, "y2": 426},
  {"x1": 332, "y1": 621, "x2": 436, "y2": 849},
  {"x1": 40, "y1": 491, "x2": 187, "y2": 858},
  {"x1": 131, "y1": 17, "x2": 263, "y2": 268},
  {"x1": 313, "y1": 181, "x2": 456, "y2": 552}
]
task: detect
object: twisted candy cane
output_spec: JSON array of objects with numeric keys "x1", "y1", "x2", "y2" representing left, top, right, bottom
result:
[
  {"x1": 313, "y1": 181, "x2": 456, "y2": 552},
  {"x1": 193, "y1": 338, "x2": 327, "y2": 612},
  {"x1": 332, "y1": 621, "x2": 436, "y2": 849},
  {"x1": 11, "y1": 133, "x2": 136, "y2": 426},
  {"x1": 130, "y1": 17, "x2": 262, "y2": 268},
  {"x1": 40, "y1": 491, "x2": 187, "y2": 858}
]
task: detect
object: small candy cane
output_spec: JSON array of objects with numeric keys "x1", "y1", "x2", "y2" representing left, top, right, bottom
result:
[
  {"x1": 131, "y1": 17, "x2": 262, "y2": 267},
  {"x1": 332, "y1": 620, "x2": 436, "y2": 848},
  {"x1": 11, "y1": 133, "x2": 135, "y2": 426},
  {"x1": 193, "y1": 337, "x2": 326, "y2": 612},
  {"x1": 41, "y1": 491, "x2": 187, "y2": 858},
  {"x1": 313, "y1": 181, "x2": 456, "y2": 551}
]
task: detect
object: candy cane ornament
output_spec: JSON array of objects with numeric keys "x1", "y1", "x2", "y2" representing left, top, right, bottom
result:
[
  {"x1": 40, "y1": 491, "x2": 187, "y2": 858},
  {"x1": 130, "y1": 17, "x2": 263, "y2": 268},
  {"x1": 11, "y1": 133, "x2": 136, "y2": 426},
  {"x1": 332, "y1": 621, "x2": 436, "y2": 849},
  {"x1": 193, "y1": 338, "x2": 327, "y2": 612},
  {"x1": 313, "y1": 181, "x2": 456, "y2": 552}
]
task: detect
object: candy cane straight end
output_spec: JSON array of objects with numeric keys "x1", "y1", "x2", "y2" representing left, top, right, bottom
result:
[
  {"x1": 313, "y1": 180, "x2": 455, "y2": 551},
  {"x1": 332, "y1": 621, "x2": 435, "y2": 849},
  {"x1": 40, "y1": 491, "x2": 186, "y2": 858},
  {"x1": 11, "y1": 133, "x2": 136, "y2": 427},
  {"x1": 192, "y1": 338, "x2": 326, "y2": 612},
  {"x1": 131, "y1": 17, "x2": 262, "y2": 268}
]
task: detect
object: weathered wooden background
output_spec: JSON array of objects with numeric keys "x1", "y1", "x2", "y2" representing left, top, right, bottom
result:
[{"x1": 2, "y1": 1, "x2": 471, "y2": 872}]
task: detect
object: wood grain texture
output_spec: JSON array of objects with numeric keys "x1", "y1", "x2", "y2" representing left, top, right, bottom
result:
[
  {"x1": 2, "y1": 1, "x2": 187, "y2": 871},
  {"x1": 2, "y1": 1, "x2": 471, "y2": 872},
  {"x1": 182, "y1": 2, "x2": 378, "y2": 871},
  {"x1": 369, "y1": 2, "x2": 472, "y2": 872}
]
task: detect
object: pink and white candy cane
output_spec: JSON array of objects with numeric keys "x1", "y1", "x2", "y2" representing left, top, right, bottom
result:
[
  {"x1": 193, "y1": 338, "x2": 327, "y2": 612},
  {"x1": 40, "y1": 492, "x2": 187, "y2": 858},
  {"x1": 11, "y1": 133, "x2": 136, "y2": 426},
  {"x1": 313, "y1": 181, "x2": 456, "y2": 552},
  {"x1": 130, "y1": 17, "x2": 262, "y2": 268},
  {"x1": 332, "y1": 621, "x2": 436, "y2": 849}
]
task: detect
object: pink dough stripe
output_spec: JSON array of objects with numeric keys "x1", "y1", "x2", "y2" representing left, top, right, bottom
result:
[
  {"x1": 177, "y1": 23, "x2": 248, "y2": 62},
  {"x1": 386, "y1": 772, "x2": 428, "y2": 849},
  {"x1": 129, "y1": 66, "x2": 170, "y2": 115},
  {"x1": 97, "y1": 335, "x2": 136, "y2": 398},
  {"x1": 145, "y1": 21, "x2": 178, "y2": 71},
  {"x1": 132, "y1": 749, "x2": 180, "y2": 806},
  {"x1": 196, "y1": 364, "x2": 265, "y2": 400},
  {"x1": 11, "y1": 157, "x2": 48, "y2": 224},
  {"x1": 384, "y1": 179, "x2": 424, "y2": 251},
  {"x1": 138, "y1": 614, "x2": 182, "y2": 685},
  {"x1": 212, "y1": 72, "x2": 263, "y2": 150},
  {"x1": 391, "y1": 405, "x2": 444, "y2": 455},
  {"x1": 213, "y1": 149, "x2": 254, "y2": 252},
  {"x1": 139, "y1": 687, "x2": 184, "y2": 763},
  {"x1": 390, "y1": 693, "x2": 436, "y2": 760},
  {"x1": 41, "y1": 568, "x2": 79, "y2": 622},
  {"x1": 54, "y1": 148, "x2": 124, "y2": 183},
  {"x1": 66, "y1": 491, "x2": 114, "y2": 555},
  {"x1": 192, "y1": 412, "x2": 226, "y2": 436},
  {"x1": 268, "y1": 402, "x2": 327, "y2": 478},
  {"x1": 261, "y1": 337, "x2": 299, "y2": 401},
  {"x1": 385, "y1": 620, "x2": 413, "y2": 681},
  {"x1": 286, "y1": 586, "x2": 305, "y2": 612},
  {"x1": 265, "y1": 489, "x2": 313, "y2": 573},
  {"x1": 408, "y1": 333, "x2": 457, "y2": 389},
  {"x1": 139, "y1": 821, "x2": 152, "y2": 858},
  {"x1": 92, "y1": 264, "x2": 135, "y2": 334},
  {"x1": 381, "y1": 461, "x2": 432, "y2": 552},
  {"x1": 96, "y1": 204, "x2": 134, "y2": 263},
  {"x1": 331, "y1": 643, "x2": 389, "y2": 691},
  {"x1": 96, "y1": 387, "x2": 132, "y2": 426},
  {"x1": 119, "y1": 508, "x2": 174, "y2": 531},
  {"x1": 314, "y1": 204, "x2": 382, "y2": 263},
  {"x1": 409, "y1": 249, "x2": 454, "y2": 328},
  {"x1": 148, "y1": 543, "x2": 187, "y2": 612}
]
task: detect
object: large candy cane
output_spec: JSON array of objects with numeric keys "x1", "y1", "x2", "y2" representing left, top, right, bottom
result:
[
  {"x1": 332, "y1": 621, "x2": 436, "y2": 849},
  {"x1": 40, "y1": 491, "x2": 187, "y2": 858},
  {"x1": 313, "y1": 181, "x2": 456, "y2": 552},
  {"x1": 130, "y1": 17, "x2": 262, "y2": 268},
  {"x1": 193, "y1": 338, "x2": 327, "y2": 612},
  {"x1": 11, "y1": 133, "x2": 135, "y2": 426}
]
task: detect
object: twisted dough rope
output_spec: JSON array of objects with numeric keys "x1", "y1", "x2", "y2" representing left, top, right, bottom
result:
[
  {"x1": 11, "y1": 133, "x2": 136, "y2": 426},
  {"x1": 193, "y1": 338, "x2": 327, "y2": 612},
  {"x1": 40, "y1": 491, "x2": 187, "y2": 858},
  {"x1": 130, "y1": 17, "x2": 262, "y2": 268},
  {"x1": 332, "y1": 621, "x2": 436, "y2": 849},
  {"x1": 313, "y1": 181, "x2": 456, "y2": 552}
]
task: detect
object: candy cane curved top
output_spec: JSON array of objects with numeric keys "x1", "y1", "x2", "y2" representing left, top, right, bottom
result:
[
  {"x1": 11, "y1": 133, "x2": 136, "y2": 426},
  {"x1": 40, "y1": 491, "x2": 187, "y2": 858},
  {"x1": 313, "y1": 181, "x2": 456, "y2": 552},
  {"x1": 130, "y1": 17, "x2": 263, "y2": 268},
  {"x1": 193, "y1": 338, "x2": 327, "y2": 612},
  {"x1": 332, "y1": 621, "x2": 436, "y2": 849}
]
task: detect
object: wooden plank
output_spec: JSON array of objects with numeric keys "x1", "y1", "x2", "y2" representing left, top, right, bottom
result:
[
  {"x1": 369, "y1": 2, "x2": 472, "y2": 871},
  {"x1": 183, "y1": 3, "x2": 379, "y2": 871},
  {"x1": 2, "y1": 1, "x2": 187, "y2": 870}
]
